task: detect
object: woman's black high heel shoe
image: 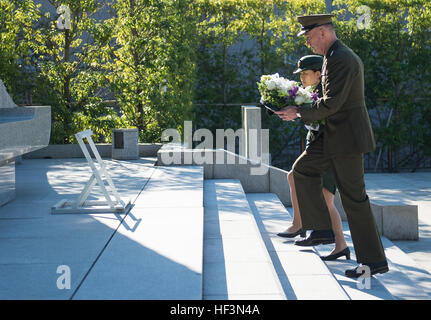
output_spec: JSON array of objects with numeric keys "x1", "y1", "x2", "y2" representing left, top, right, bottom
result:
[
  {"x1": 277, "y1": 228, "x2": 306, "y2": 238},
  {"x1": 320, "y1": 247, "x2": 351, "y2": 261}
]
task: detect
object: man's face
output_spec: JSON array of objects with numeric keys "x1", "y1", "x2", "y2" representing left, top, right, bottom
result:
[
  {"x1": 300, "y1": 70, "x2": 321, "y2": 88},
  {"x1": 305, "y1": 27, "x2": 325, "y2": 55}
]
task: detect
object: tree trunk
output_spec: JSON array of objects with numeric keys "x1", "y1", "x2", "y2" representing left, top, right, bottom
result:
[
  {"x1": 260, "y1": 18, "x2": 265, "y2": 76},
  {"x1": 136, "y1": 101, "x2": 144, "y2": 134},
  {"x1": 63, "y1": 29, "x2": 71, "y2": 109},
  {"x1": 222, "y1": 15, "x2": 227, "y2": 105}
]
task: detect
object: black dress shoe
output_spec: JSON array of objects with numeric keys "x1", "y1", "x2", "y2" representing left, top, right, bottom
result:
[
  {"x1": 277, "y1": 229, "x2": 306, "y2": 238},
  {"x1": 294, "y1": 230, "x2": 335, "y2": 247},
  {"x1": 345, "y1": 261, "x2": 389, "y2": 278},
  {"x1": 320, "y1": 247, "x2": 351, "y2": 261}
]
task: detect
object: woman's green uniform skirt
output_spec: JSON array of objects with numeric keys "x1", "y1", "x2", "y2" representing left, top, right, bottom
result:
[{"x1": 306, "y1": 128, "x2": 337, "y2": 195}]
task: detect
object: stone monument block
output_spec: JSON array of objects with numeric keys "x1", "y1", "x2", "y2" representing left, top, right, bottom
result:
[
  {"x1": 112, "y1": 128, "x2": 139, "y2": 160},
  {"x1": 0, "y1": 79, "x2": 51, "y2": 206}
]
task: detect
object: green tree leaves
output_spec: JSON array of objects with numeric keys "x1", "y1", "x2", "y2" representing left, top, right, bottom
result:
[
  {"x1": 334, "y1": 0, "x2": 431, "y2": 170},
  {"x1": 1, "y1": 0, "x2": 429, "y2": 171}
]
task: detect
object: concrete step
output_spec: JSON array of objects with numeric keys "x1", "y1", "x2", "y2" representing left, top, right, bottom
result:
[
  {"x1": 305, "y1": 222, "x2": 431, "y2": 300},
  {"x1": 313, "y1": 230, "x2": 395, "y2": 300},
  {"x1": 392, "y1": 201, "x2": 431, "y2": 276},
  {"x1": 203, "y1": 179, "x2": 286, "y2": 300},
  {"x1": 246, "y1": 193, "x2": 350, "y2": 300},
  {"x1": 248, "y1": 192, "x2": 431, "y2": 300},
  {"x1": 378, "y1": 236, "x2": 431, "y2": 299},
  {"x1": 72, "y1": 166, "x2": 204, "y2": 299},
  {"x1": 318, "y1": 231, "x2": 431, "y2": 300}
]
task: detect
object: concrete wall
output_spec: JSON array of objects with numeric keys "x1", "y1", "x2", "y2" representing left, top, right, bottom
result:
[
  {"x1": 157, "y1": 144, "x2": 291, "y2": 204},
  {"x1": 23, "y1": 143, "x2": 162, "y2": 159}
]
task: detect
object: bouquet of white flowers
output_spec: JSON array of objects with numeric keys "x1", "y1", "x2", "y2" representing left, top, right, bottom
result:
[{"x1": 257, "y1": 73, "x2": 318, "y2": 113}]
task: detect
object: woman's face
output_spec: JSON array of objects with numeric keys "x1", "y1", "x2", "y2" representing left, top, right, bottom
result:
[{"x1": 300, "y1": 69, "x2": 321, "y2": 88}]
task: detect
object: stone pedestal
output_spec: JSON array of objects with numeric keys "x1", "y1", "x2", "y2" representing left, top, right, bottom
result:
[
  {"x1": 0, "y1": 79, "x2": 51, "y2": 206},
  {"x1": 242, "y1": 106, "x2": 262, "y2": 161},
  {"x1": 112, "y1": 128, "x2": 139, "y2": 160}
]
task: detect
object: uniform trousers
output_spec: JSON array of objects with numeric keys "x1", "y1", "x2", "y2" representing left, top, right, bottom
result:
[{"x1": 292, "y1": 134, "x2": 386, "y2": 264}]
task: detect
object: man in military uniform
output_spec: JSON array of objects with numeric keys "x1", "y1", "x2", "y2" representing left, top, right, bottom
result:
[
  {"x1": 278, "y1": 54, "x2": 350, "y2": 261},
  {"x1": 274, "y1": 14, "x2": 388, "y2": 278}
]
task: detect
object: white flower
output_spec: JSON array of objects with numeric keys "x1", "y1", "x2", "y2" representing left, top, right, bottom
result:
[
  {"x1": 258, "y1": 73, "x2": 314, "y2": 108},
  {"x1": 261, "y1": 73, "x2": 279, "y2": 83},
  {"x1": 278, "y1": 78, "x2": 294, "y2": 94},
  {"x1": 261, "y1": 73, "x2": 283, "y2": 90},
  {"x1": 298, "y1": 87, "x2": 308, "y2": 95},
  {"x1": 294, "y1": 95, "x2": 306, "y2": 105},
  {"x1": 294, "y1": 87, "x2": 314, "y2": 104},
  {"x1": 287, "y1": 80, "x2": 298, "y2": 88},
  {"x1": 266, "y1": 79, "x2": 278, "y2": 90}
]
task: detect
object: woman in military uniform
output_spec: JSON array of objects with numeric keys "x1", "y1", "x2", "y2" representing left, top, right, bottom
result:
[{"x1": 277, "y1": 55, "x2": 349, "y2": 261}]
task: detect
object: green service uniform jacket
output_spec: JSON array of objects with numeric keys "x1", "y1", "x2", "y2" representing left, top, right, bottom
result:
[{"x1": 298, "y1": 40, "x2": 376, "y2": 156}]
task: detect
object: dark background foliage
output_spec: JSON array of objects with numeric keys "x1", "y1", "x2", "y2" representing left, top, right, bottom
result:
[{"x1": 1, "y1": 0, "x2": 430, "y2": 171}]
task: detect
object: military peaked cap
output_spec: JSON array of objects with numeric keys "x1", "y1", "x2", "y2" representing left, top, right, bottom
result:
[
  {"x1": 297, "y1": 14, "x2": 334, "y2": 36},
  {"x1": 293, "y1": 55, "x2": 323, "y2": 74}
]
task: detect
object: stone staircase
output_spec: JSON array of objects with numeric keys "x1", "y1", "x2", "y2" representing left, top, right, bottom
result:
[
  {"x1": 203, "y1": 180, "x2": 286, "y2": 299},
  {"x1": 139, "y1": 163, "x2": 431, "y2": 300},
  {"x1": 86, "y1": 162, "x2": 430, "y2": 300},
  {"x1": 246, "y1": 192, "x2": 349, "y2": 300}
]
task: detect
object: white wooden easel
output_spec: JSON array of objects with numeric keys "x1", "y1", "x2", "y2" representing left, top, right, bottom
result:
[{"x1": 51, "y1": 129, "x2": 131, "y2": 214}]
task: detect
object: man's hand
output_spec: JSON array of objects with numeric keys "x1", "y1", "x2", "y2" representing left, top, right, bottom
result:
[{"x1": 274, "y1": 106, "x2": 299, "y2": 121}]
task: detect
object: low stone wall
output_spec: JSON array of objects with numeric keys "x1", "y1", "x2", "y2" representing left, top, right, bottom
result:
[
  {"x1": 334, "y1": 192, "x2": 418, "y2": 240},
  {"x1": 23, "y1": 143, "x2": 162, "y2": 159},
  {"x1": 157, "y1": 146, "x2": 292, "y2": 205},
  {"x1": 156, "y1": 143, "x2": 418, "y2": 241}
]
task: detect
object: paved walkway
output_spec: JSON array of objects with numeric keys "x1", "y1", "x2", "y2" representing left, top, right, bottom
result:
[
  {"x1": 0, "y1": 158, "x2": 157, "y2": 299},
  {"x1": 365, "y1": 172, "x2": 431, "y2": 275}
]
